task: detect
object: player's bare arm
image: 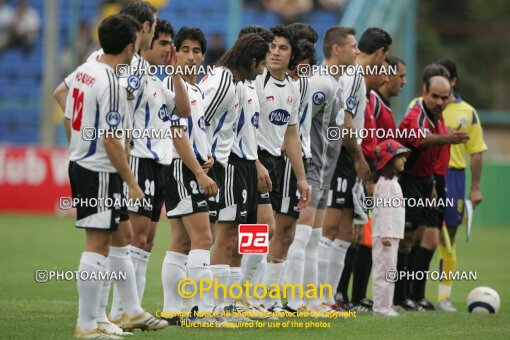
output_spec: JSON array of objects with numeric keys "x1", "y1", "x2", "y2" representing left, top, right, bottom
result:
[
  {"x1": 256, "y1": 159, "x2": 272, "y2": 193},
  {"x1": 103, "y1": 134, "x2": 144, "y2": 201},
  {"x1": 420, "y1": 131, "x2": 469, "y2": 147},
  {"x1": 470, "y1": 152, "x2": 483, "y2": 208},
  {"x1": 284, "y1": 124, "x2": 311, "y2": 209},
  {"x1": 171, "y1": 126, "x2": 217, "y2": 197},
  {"x1": 343, "y1": 111, "x2": 371, "y2": 184},
  {"x1": 53, "y1": 81, "x2": 68, "y2": 111}
]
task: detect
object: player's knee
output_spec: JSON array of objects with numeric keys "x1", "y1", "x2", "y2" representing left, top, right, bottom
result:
[{"x1": 322, "y1": 224, "x2": 338, "y2": 240}]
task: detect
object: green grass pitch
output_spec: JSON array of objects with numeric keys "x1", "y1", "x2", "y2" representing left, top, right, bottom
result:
[{"x1": 0, "y1": 214, "x2": 509, "y2": 339}]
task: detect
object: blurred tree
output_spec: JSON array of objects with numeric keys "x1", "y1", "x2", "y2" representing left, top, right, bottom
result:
[{"x1": 417, "y1": 0, "x2": 510, "y2": 110}]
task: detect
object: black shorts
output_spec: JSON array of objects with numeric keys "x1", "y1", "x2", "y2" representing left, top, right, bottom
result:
[
  {"x1": 327, "y1": 146, "x2": 356, "y2": 210},
  {"x1": 207, "y1": 161, "x2": 226, "y2": 223},
  {"x1": 218, "y1": 154, "x2": 258, "y2": 224},
  {"x1": 164, "y1": 158, "x2": 209, "y2": 218},
  {"x1": 399, "y1": 173, "x2": 436, "y2": 230},
  {"x1": 257, "y1": 149, "x2": 284, "y2": 211},
  {"x1": 278, "y1": 156, "x2": 310, "y2": 219},
  {"x1": 434, "y1": 174, "x2": 446, "y2": 229},
  {"x1": 128, "y1": 156, "x2": 165, "y2": 222},
  {"x1": 68, "y1": 161, "x2": 122, "y2": 231}
]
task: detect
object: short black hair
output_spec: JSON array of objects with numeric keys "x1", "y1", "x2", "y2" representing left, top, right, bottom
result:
[
  {"x1": 322, "y1": 26, "x2": 356, "y2": 59},
  {"x1": 238, "y1": 25, "x2": 274, "y2": 44},
  {"x1": 436, "y1": 59, "x2": 458, "y2": 80},
  {"x1": 150, "y1": 19, "x2": 174, "y2": 48},
  {"x1": 294, "y1": 39, "x2": 316, "y2": 67},
  {"x1": 286, "y1": 22, "x2": 318, "y2": 44},
  {"x1": 270, "y1": 24, "x2": 298, "y2": 68},
  {"x1": 120, "y1": 0, "x2": 157, "y2": 27},
  {"x1": 98, "y1": 14, "x2": 139, "y2": 55},
  {"x1": 386, "y1": 55, "x2": 405, "y2": 69},
  {"x1": 174, "y1": 26, "x2": 207, "y2": 54},
  {"x1": 358, "y1": 27, "x2": 392, "y2": 54},
  {"x1": 422, "y1": 63, "x2": 450, "y2": 91}
]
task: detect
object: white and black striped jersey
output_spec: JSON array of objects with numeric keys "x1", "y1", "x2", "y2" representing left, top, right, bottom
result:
[
  {"x1": 129, "y1": 74, "x2": 176, "y2": 165},
  {"x1": 164, "y1": 76, "x2": 209, "y2": 162},
  {"x1": 255, "y1": 68, "x2": 300, "y2": 157},
  {"x1": 66, "y1": 59, "x2": 128, "y2": 173},
  {"x1": 199, "y1": 66, "x2": 239, "y2": 166},
  {"x1": 295, "y1": 76, "x2": 312, "y2": 159},
  {"x1": 338, "y1": 64, "x2": 367, "y2": 143},
  {"x1": 232, "y1": 80, "x2": 260, "y2": 160}
]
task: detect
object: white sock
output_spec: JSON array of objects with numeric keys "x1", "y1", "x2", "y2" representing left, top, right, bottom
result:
[
  {"x1": 228, "y1": 267, "x2": 242, "y2": 304},
  {"x1": 108, "y1": 246, "x2": 144, "y2": 317},
  {"x1": 303, "y1": 228, "x2": 321, "y2": 306},
  {"x1": 317, "y1": 235, "x2": 332, "y2": 289},
  {"x1": 187, "y1": 249, "x2": 214, "y2": 312},
  {"x1": 241, "y1": 255, "x2": 248, "y2": 278},
  {"x1": 285, "y1": 224, "x2": 312, "y2": 308},
  {"x1": 438, "y1": 283, "x2": 453, "y2": 299},
  {"x1": 77, "y1": 252, "x2": 106, "y2": 331},
  {"x1": 110, "y1": 245, "x2": 150, "y2": 319},
  {"x1": 241, "y1": 253, "x2": 265, "y2": 286},
  {"x1": 162, "y1": 251, "x2": 187, "y2": 312},
  {"x1": 129, "y1": 246, "x2": 150, "y2": 303},
  {"x1": 325, "y1": 239, "x2": 350, "y2": 304},
  {"x1": 210, "y1": 264, "x2": 230, "y2": 307},
  {"x1": 259, "y1": 262, "x2": 284, "y2": 308},
  {"x1": 95, "y1": 271, "x2": 111, "y2": 323}
]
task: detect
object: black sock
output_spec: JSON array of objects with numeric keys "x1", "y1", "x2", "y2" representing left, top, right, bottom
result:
[
  {"x1": 411, "y1": 246, "x2": 435, "y2": 301},
  {"x1": 337, "y1": 245, "x2": 356, "y2": 301},
  {"x1": 407, "y1": 246, "x2": 418, "y2": 299},
  {"x1": 351, "y1": 245, "x2": 372, "y2": 304},
  {"x1": 394, "y1": 252, "x2": 409, "y2": 305}
]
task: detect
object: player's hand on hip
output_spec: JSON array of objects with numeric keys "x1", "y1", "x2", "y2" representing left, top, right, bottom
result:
[
  {"x1": 297, "y1": 179, "x2": 311, "y2": 210},
  {"x1": 470, "y1": 188, "x2": 483, "y2": 209},
  {"x1": 128, "y1": 182, "x2": 145, "y2": 201},
  {"x1": 197, "y1": 172, "x2": 218, "y2": 198}
]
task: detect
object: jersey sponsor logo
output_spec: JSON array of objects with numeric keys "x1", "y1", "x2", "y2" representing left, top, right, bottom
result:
[
  {"x1": 287, "y1": 96, "x2": 293, "y2": 104},
  {"x1": 346, "y1": 96, "x2": 357, "y2": 111},
  {"x1": 105, "y1": 110, "x2": 121, "y2": 128},
  {"x1": 158, "y1": 104, "x2": 172, "y2": 122},
  {"x1": 313, "y1": 91, "x2": 325, "y2": 105},
  {"x1": 268, "y1": 109, "x2": 290, "y2": 126},
  {"x1": 191, "y1": 99, "x2": 197, "y2": 106},
  {"x1": 248, "y1": 98, "x2": 253, "y2": 104},
  {"x1": 127, "y1": 75, "x2": 140, "y2": 91},
  {"x1": 197, "y1": 200, "x2": 208, "y2": 208},
  {"x1": 266, "y1": 95, "x2": 275, "y2": 101},
  {"x1": 198, "y1": 116, "x2": 206, "y2": 131},
  {"x1": 251, "y1": 112, "x2": 260, "y2": 128}
]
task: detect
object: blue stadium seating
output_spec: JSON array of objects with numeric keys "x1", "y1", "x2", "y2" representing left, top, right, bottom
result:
[{"x1": 0, "y1": 0, "x2": 337, "y2": 145}]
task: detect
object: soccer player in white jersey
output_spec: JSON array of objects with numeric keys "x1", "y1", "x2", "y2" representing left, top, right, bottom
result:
[
  {"x1": 198, "y1": 28, "x2": 270, "y2": 318},
  {"x1": 282, "y1": 26, "x2": 360, "y2": 312},
  {"x1": 247, "y1": 25, "x2": 311, "y2": 311},
  {"x1": 322, "y1": 27, "x2": 392, "y2": 311},
  {"x1": 54, "y1": 5, "x2": 160, "y2": 317},
  {"x1": 107, "y1": 19, "x2": 193, "y2": 324},
  {"x1": 198, "y1": 33, "x2": 270, "y2": 307},
  {"x1": 158, "y1": 26, "x2": 220, "y2": 324},
  {"x1": 60, "y1": 15, "x2": 158, "y2": 339}
]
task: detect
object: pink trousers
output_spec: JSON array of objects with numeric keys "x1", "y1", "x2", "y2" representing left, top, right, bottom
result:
[{"x1": 371, "y1": 237, "x2": 399, "y2": 314}]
